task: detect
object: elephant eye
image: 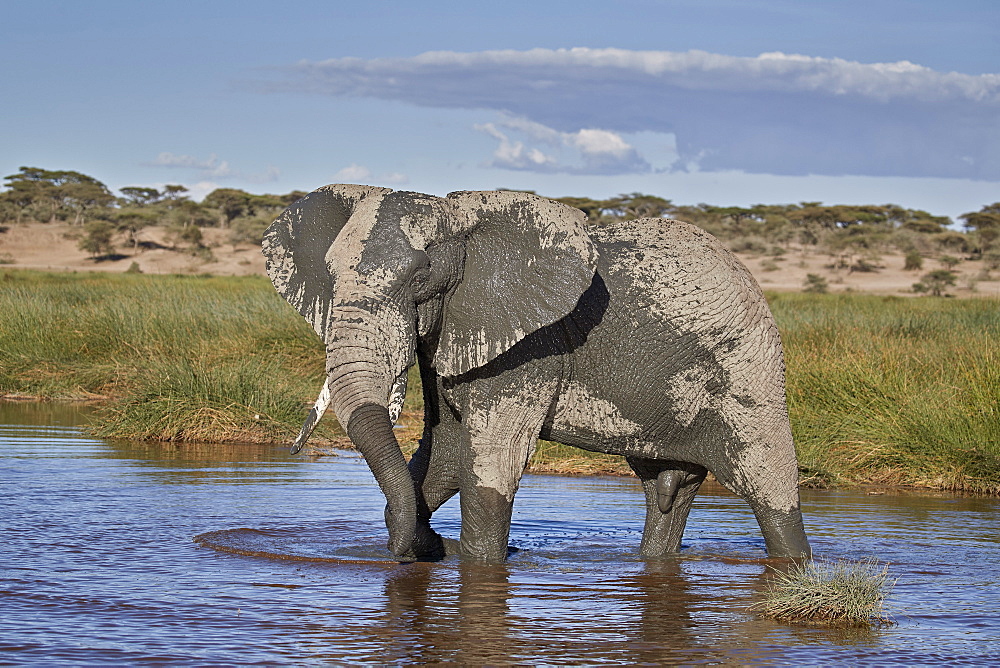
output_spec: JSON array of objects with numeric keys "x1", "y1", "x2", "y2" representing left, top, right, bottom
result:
[
  {"x1": 410, "y1": 261, "x2": 437, "y2": 303},
  {"x1": 411, "y1": 265, "x2": 431, "y2": 285},
  {"x1": 408, "y1": 251, "x2": 431, "y2": 283}
]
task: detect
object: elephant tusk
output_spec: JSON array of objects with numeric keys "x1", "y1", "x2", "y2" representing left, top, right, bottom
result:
[
  {"x1": 387, "y1": 370, "x2": 408, "y2": 426},
  {"x1": 290, "y1": 377, "x2": 334, "y2": 455}
]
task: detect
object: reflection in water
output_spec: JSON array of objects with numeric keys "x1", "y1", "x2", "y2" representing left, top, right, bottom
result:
[
  {"x1": 382, "y1": 563, "x2": 517, "y2": 665},
  {"x1": 2, "y1": 402, "x2": 1000, "y2": 664}
]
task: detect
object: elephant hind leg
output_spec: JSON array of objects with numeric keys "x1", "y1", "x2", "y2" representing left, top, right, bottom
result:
[{"x1": 627, "y1": 457, "x2": 707, "y2": 557}]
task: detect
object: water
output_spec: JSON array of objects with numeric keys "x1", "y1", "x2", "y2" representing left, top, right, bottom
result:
[{"x1": 2, "y1": 402, "x2": 999, "y2": 665}]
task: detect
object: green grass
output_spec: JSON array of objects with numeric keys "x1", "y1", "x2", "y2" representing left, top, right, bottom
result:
[
  {"x1": 90, "y1": 356, "x2": 309, "y2": 442},
  {"x1": 769, "y1": 293, "x2": 1000, "y2": 493},
  {"x1": 1, "y1": 270, "x2": 998, "y2": 491},
  {"x1": 0, "y1": 270, "x2": 337, "y2": 443},
  {"x1": 749, "y1": 558, "x2": 895, "y2": 627}
]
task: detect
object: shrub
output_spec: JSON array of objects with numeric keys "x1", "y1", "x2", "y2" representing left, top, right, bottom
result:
[
  {"x1": 229, "y1": 216, "x2": 271, "y2": 247},
  {"x1": 803, "y1": 274, "x2": 828, "y2": 294},
  {"x1": 939, "y1": 255, "x2": 961, "y2": 269},
  {"x1": 78, "y1": 220, "x2": 116, "y2": 258},
  {"x1": 983, "y1": 251, "x2": 1000, "y2": 271},
  {"x1": 913, "y1": 269, "x2": 957, "y2": 296},
  {"x1": 903, "y1": 251, "x2": 923, "y2": 271},
  {"x1": 164, "y1": 222, "x2": 204, "y2": 250}
]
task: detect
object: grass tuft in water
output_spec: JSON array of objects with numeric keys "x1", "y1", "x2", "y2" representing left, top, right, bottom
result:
[{"x1": 749, "y1": 558, "x2": 896, "y2": 627}]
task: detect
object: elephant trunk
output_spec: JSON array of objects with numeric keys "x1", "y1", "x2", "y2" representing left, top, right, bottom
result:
[
  {"x1": 345, "y1": 402, "x2": 416, "y2": 556},
  {"x1": 324, "y1": 325, "x2": 417, "y2": 557}
]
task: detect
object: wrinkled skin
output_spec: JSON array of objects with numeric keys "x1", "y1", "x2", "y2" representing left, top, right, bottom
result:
[{"x1": 263, "y1": 185, "x2": 811, "y2": 562}]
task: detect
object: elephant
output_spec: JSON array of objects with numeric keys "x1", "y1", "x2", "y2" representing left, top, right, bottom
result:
[{"x1": 262, "y1": 184, "x2": 811, "y2": 563}]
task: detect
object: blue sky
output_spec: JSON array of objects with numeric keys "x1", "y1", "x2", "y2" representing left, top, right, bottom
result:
[{"x1": 3, "y1": 0, "x2": 998, "y2": 221}]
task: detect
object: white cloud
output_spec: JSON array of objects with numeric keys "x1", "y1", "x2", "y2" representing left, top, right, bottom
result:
[
  {"x1": 246, "y1": 165, "x2": 281, "y2": 184},
  {"x1": 571, "y1": 129, "x2": 632, "y2": 158},
  {"x1": 334, "y1": 163, "x2": 372, "y2": 181},
  {"x1": 145, "y1": 152, "x2": 221, "y2": 170},
  {"x1": 261, "y1": 47, "x2": 1000, "y2": 180},
  {"x1": 382, "y1": 172, "x2": 410, "y2": 185},
  {"x1": 144, "y1": 152, "x2": 279, "y2": 184},
  {"x1": 475, "y1": 115, "x2": 650, "y2": 174},
  {"x1": 185, "y1": 181, "x2": 220, "y2": 202},
  {"x1": 332, "y1": 164, "x2": 410, "y2": 186},
  {"x1": 206, "y1": 160, "x2": 234, "y2": 178}
]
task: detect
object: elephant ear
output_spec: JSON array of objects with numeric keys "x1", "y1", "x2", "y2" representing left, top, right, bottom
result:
[
  {"x1": 262, "y1": 184, "x2": 392, "y2": 339},
  {"x1": 436, "y1": 191, "x2": 599, "y2": 377}
]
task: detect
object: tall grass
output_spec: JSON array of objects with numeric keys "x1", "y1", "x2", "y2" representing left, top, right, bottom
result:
[
  {"x1": 1, "y1": 271, "x2": 998, "y2": 491},
  {"x1": 90, "y1": 357, "x2": 308, "y2": 443},
  {"x1": 770, "y1": 293, "x2": 1000, "y2": 493},
  {"x1": 0, "y1": 270, "x2": 335, "y2": 442}
]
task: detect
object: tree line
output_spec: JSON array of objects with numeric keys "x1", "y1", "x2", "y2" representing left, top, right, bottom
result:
[
  {"x1": 2, "y1": 166, "x2": 998, "y2": 269},
  {"x1": 0, "y1": 166, "x2": 306, "y2": 258},
  {"x1": 552, "y1": 192, "x2": 999, "y2": 261}
]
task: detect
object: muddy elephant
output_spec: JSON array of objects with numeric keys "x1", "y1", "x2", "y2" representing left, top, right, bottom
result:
[{"x1": 262, "y1": 185, "x2": 811, "y2": 562}]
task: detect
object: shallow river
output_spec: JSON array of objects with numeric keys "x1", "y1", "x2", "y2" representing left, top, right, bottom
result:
[{"x1": 2, "y1": 402, "x2": 999, "y2": 665}]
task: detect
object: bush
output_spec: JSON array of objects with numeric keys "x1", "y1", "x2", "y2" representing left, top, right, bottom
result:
[
  {"x1": 939, "y1": 255, "x2": 961, "y2": 269},
  {"x1": 229, "y1": 216, "x2": 271, "y2": 247},
  {"x1": 803, "y1": 274, "x2": 828, "y2": 293},
  {"x1": 903, "y1": 251, "x2": 923, "y2": 271},
  {"x1": 913, "y1": 269, "x2": 957, "y2": 296},
  {"x1": 78, "y1": 220, "x2": 116, "y2": 258},
  {"x1": 983, "y1": 251, "x2": 1000, "y2": 271},
  {"x1": 164, "y1": 222, "x2": 204, "y2": 250}
]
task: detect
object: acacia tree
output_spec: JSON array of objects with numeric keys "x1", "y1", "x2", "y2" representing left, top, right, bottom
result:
[
  {"x1": 960, "y1": 204, "x2": 1000, "y2": 257},
  {"x1": 913, "y1": 269, "x2": 957, "y2": 297},
  {"x1": 119, "y1": 186, "x2": 162, "y2": 206},
  {"x1": 602, "y1": 192, "x2": 675, "y2": 220},
  {"x1": 554, "y1": 196, "x2": 609, "y2": 223},
  {"x1": 2, "y1": 167, "x2": 113, "y2": 224},
  {"x1": 202, "y1": 188, "x2": 252, "y2": 227},
  {"x1": 62, "y1": 173, "x2": 115, "y2": 225},
  {"x1": 78, "y1": 220, "x2": 117, "y2": 258}
]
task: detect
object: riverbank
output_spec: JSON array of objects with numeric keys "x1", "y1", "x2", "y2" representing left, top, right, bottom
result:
[{"x1": 1, "y1": 270, "x2": 998, "y2": 492}]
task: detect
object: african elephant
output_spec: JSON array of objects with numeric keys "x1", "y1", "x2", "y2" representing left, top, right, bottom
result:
[{"x1": 262, "y1": 185, "x2": 811, "y2": 562}]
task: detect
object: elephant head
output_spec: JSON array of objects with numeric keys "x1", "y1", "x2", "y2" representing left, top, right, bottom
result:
[{"x1": 262, "y1": 185, "x2": 598, "y2": 555}]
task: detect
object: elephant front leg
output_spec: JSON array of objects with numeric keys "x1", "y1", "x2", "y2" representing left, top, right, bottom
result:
[
  {"x1": 457, "y1": 384, "x2": 553, "y2": 562},
  {"x1": 627, "y1": 457, "x2": 707, "y2": 557},
  {"x1": 458, "y1": 431, "x2": 537, "y2": 562}
]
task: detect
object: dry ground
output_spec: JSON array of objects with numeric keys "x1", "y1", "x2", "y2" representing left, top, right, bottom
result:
[
  {"x1": 0, "y1": 223, "x2": 266, "y2": 276},
  {"x1": 3, "y1": 222, "x2": 999, "y2": 297}
]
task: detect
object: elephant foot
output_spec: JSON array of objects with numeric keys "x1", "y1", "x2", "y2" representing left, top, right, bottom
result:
[
  {"x1": 442, "y1": 536, "x2": 462, "y2": 556},
  {"x1": 405, "y1": 523, "x2": 462, "y2": 561},
  {"x1": 757, "y1": 507, "x2": 812, "y2": 561}
]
